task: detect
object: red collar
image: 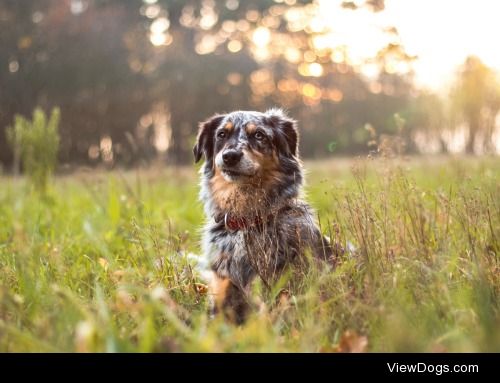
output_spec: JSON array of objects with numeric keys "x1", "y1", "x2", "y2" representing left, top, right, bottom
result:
[
  {"x1": 214, "y1": 212, "x2": 265, "y2": 232},
  {"x1": 214, "y1": 206, "x2": 291, "y2": 232}
]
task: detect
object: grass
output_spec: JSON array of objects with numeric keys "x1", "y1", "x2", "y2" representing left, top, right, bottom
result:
[{"x1": 0, "y1": 156, "x2": 499, "y2": 352}]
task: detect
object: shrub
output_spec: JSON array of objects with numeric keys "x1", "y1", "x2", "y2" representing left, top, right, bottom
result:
[{"x1": 6, "y1": 107, "x2": 60, "y2": 194}]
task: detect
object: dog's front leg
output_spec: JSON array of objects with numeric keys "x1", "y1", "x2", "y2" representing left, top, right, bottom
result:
[{"x1": 208, "y1": 272, "x2": 250, "y2": 324}]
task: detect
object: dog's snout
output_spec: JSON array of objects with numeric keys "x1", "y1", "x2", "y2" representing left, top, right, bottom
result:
[{"x1": 222, "y1": 150, "x2": 243, "y2": 166}]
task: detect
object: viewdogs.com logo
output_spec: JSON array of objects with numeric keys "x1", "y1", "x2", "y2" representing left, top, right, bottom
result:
[{"x1": 387, "y1": 363, "x2": 478, "y2": 375}]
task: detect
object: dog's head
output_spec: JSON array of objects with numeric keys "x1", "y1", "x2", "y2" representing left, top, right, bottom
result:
[{"x1": 194, "y1": 109, "x2": 301, "y2": 190}]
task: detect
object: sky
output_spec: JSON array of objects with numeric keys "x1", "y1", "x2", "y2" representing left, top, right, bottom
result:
[{"x1": 317, "y1": 0, "x2": 500, "y2": 91}]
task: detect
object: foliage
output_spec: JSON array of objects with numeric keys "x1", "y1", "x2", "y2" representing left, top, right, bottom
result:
[
  {"x1": 0, "y1": 158, "x2": 498, "y2": 352},
  {"x1": 450, "y1": 56, "x2": 500, "y2": 154},
  {"x1": 0, "y1": 0, "x2": 414, "y2": 166},
  {"x1": 6, "y1": 107, "x2": 60, "y2": 194}
]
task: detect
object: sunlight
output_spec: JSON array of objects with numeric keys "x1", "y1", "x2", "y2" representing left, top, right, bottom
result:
[
  {"x1": 227, "y1": 40, "x2": 243, "y2": 53},
  {"x1": 9, "y1": 60, "x2": 19, "y2": 73},
  {"x1": 150, "y1": 32, "x2": 172, "y2": 47},
  {"x1": 252, "y1": 26, "x2": 271, "y2": 47},
  {"x1": 152, "y1": 105, "x2": 171, "y2": 153},
  {"x1": 70, "y1": 0, "x2": 88, "y2": 15},
  {"x1": 314, "y1": 0, "x2": 500, "y2": 90},
  {"x1": 315, "y1": 0, "x2": 393, "y2": 66},
  {"x1": 99, "y1": 135, "x2": 113, "y2": 163},
  {"x1": 298, "y1": 62, "x2": 323, "y2": 77},
  {"x1": 195, "y1": 35, "x2": 217, "y2": 55},
  {"x1": 150, "y1": 17, "x2": 170, "y2": 34},
  {"x1": 140, "y1": 0, "x2": 500, "y2": 91},
  {"x1": 382, "y1": 0, "x2": 500, "y2": 90},
  {"x1": 285, "y1": 47, "x2": 301, "y2": 63},
  {"x1": 143, "y1": 4, "x2": 161, "y2": 19}
]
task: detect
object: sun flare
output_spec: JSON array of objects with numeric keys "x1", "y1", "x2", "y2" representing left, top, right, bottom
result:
[{"x1": 316, "y1": 0, "x2": 500, "y2": 91}]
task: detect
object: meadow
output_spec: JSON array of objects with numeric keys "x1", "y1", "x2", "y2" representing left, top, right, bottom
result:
[{"x1": 0, "y1": 156, "x2": 498, "y2": 352}]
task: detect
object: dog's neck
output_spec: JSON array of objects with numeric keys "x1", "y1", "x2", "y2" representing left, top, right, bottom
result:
[{"x1": 200, "y1": 164, "x2": 301, "y2": 221}]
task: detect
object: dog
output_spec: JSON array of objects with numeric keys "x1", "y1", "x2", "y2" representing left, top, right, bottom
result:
[{"x1": 193, "y1": 108, "x2": 333, "y2": 323}]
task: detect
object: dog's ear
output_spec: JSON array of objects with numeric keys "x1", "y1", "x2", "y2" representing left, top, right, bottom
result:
[
  {"x1": 193, "y1": 114, "x2": 225, "y2": 163},
  {"x1": 266, "y1": 108, "x2": 299, "y2": 157}
]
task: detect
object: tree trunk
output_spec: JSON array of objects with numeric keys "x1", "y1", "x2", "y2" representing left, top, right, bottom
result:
[{"x1": 466, "y1": 122, "x2": 478, "y2": 154}]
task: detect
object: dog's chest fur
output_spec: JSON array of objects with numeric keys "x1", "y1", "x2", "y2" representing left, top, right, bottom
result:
[
  {"x1": 200, "y1": 174, "x2": 321, "y2": 287},
  {"x1": 202, "y1": 225, "x2": 250, "y2": 285}
]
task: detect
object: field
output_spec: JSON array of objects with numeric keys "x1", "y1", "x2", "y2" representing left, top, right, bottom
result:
[{"x1": 0, "y1": 156, "x2": 499, "y2": 352}]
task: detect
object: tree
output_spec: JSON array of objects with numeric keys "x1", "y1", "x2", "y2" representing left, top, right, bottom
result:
[
  {"x1": 403, "y1": 91, "x2": 447, "y2": 154},
  {"x1": 450, "y1": 56, "x2": 500, "y2": 154},
  {"x1": 1, "y1": 0, "x2": 416, "y2": 167}
]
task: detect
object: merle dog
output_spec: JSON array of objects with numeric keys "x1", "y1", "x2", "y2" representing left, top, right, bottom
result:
[{"x1": 194, "y1": 108, "x2": 333, "y2": 323}]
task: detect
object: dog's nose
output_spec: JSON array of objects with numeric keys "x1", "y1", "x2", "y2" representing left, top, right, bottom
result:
[{"x1": 222, "y1": 150, "x2": 243, "y2": 166}]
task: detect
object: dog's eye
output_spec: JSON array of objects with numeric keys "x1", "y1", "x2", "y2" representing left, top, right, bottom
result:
[
  {"x1": 254, "y1": 131, "x2": 265, "y2": 141},
  {"x1": 217, "y1": 131, "x2": 226, "y2": 139}
]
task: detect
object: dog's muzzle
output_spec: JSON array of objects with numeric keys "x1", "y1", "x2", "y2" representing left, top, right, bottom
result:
[{"x1": 222, "y1": 149, "x2": 243, "y2": 167}]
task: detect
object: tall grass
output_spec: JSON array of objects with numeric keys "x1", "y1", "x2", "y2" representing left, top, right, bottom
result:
[{"x1": 0, "y1": 158, "x2": 498, "y2": 352}]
